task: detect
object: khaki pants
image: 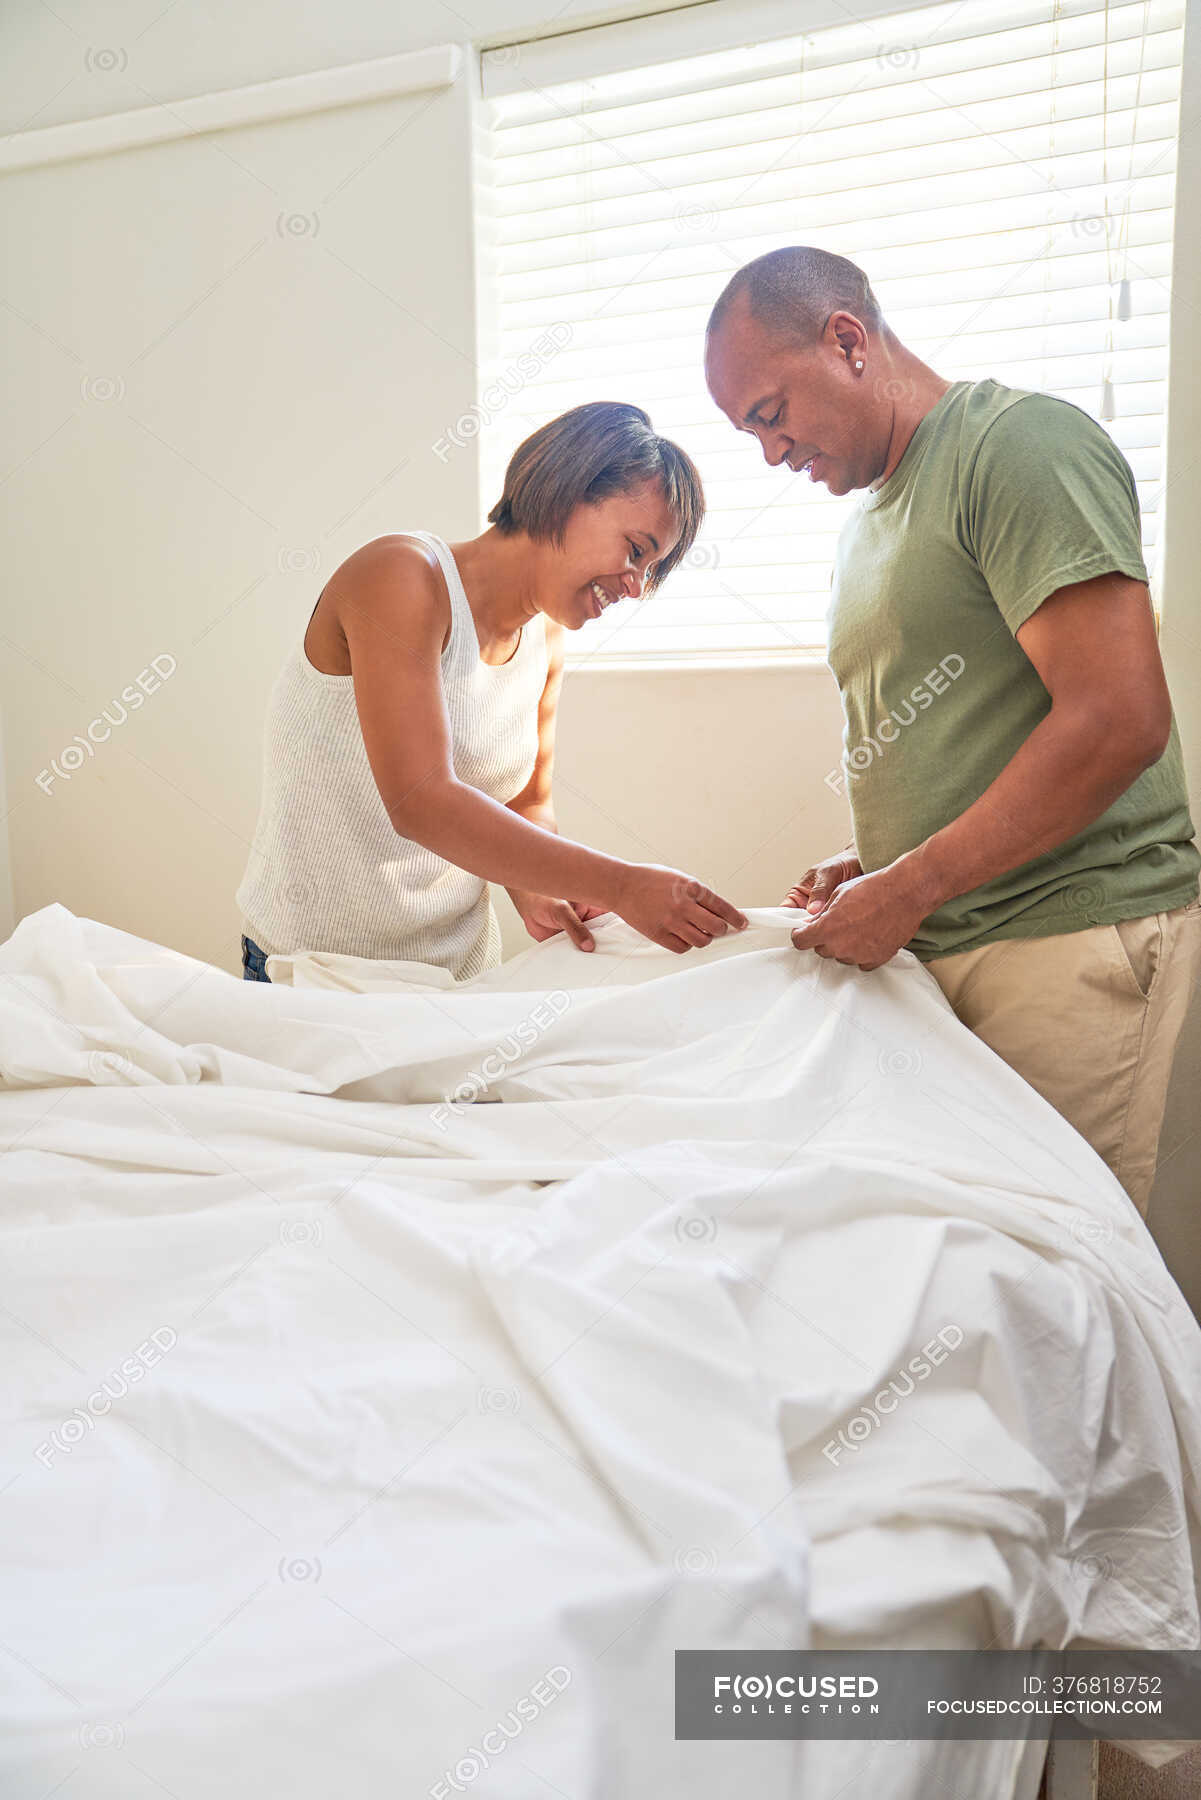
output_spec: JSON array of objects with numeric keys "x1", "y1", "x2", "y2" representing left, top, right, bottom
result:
[{"x1": 926, "y1": 898, "x2": 1201, "y2": 1215}]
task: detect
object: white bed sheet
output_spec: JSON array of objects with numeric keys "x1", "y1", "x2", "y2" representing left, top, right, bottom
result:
[{"x1": 1, "y1": 903, "x2": 1199, "y2": 1800}]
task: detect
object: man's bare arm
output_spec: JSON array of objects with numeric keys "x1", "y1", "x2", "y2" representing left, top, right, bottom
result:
[
  {"x1": 907, "y1": 571, "x2": 1170, "y2": 910},
  {"x1": 791, "y1": 572, "x2": 1171, "y2": 968}
]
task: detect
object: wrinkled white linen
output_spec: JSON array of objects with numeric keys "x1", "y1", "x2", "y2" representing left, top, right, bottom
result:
[{"x1": 2, "y1": 903, "x2": 1199, "y2": 1800}]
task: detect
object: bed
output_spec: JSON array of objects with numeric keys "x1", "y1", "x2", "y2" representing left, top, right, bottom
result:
[{"x1": 2, "y1": 903, "x2": 1199, "y2": 1799}]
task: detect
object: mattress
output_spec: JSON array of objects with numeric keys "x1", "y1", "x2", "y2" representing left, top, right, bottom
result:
[{"x1": 2, "y1": 903, "x2": 1198, "y2": 1798}]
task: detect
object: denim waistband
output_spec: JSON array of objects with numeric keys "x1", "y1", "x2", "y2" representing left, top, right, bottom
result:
[{"x1": 241, "y1": 935, "x2": 270, "y2": 983}]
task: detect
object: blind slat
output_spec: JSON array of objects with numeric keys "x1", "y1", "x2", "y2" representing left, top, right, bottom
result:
[
  {"x1": 494, "y1": 239, "x2": 1174, "y2": 314},
  {"x1": 492, "y1": 60, "x2": 1182, "y2": 190},
  {"x1": 479, "y1": 0, "x2": 1181, "y2": 661}
]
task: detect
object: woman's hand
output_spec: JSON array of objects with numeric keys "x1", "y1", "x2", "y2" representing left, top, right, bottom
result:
[
  {"x1": 508, "y1": 890, "x2": 607, "y2": 952},
  {"x1": 611, "y1": 864, "x2": 746, "y2": 953},
  {"x1": 782, "y1": 850, "x2": 863, "y2": 915}
]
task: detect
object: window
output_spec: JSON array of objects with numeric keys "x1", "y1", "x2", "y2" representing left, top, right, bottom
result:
[{"x1": 478, "y1": 0, "x2": 1183, "y2": 662}]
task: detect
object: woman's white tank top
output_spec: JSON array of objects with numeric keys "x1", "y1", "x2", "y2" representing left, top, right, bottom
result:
[{"x1": 236, "y1": 531, "x2": 548, "y2": 978}]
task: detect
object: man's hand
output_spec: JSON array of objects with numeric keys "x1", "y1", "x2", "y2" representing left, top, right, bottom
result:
[
  {"x1": 508, "y1": 890, "x2": 606, "y2": 952},
  {"x1": 788, "y1": 859, "x2": 933, "y2": 970},
  {"x1": 782, "y1": 850, "x2": 863, "y2": 915}
]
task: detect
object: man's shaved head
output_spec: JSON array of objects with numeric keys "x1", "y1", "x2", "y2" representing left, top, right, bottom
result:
[
  {"x1": 707, "y1": 246, "x2": 885, "y2": 349},
  {"x1": 705, "y1": 245, "x2": 946, "y2": 498},
  {"x1": 703, "y1": 247, "x2": 899, "y2": 496}
]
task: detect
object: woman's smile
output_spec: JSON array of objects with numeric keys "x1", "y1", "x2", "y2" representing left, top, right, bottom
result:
[{"x1": 238, "y1": 402, "x2": 732, "y2": 982}]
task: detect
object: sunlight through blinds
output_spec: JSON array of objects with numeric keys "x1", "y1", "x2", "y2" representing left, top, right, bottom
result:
[{"x1": 478, "y1": 0, "x2": 1183, "y2": 662}]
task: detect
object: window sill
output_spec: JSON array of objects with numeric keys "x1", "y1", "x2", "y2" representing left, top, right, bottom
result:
[{"x1": 561, "y1": 649, "x2": 830, "y2": 674}]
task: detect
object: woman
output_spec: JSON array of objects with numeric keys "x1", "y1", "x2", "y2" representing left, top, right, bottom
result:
[{"x1": 237, "y1": 402, "x2": 745, "y2": 981}]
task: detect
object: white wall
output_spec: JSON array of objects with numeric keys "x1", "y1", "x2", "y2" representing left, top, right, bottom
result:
[
  {"x1": 528, "y1": 662, "x2": 851, "y2": 943},
  {"x1": 0, "y1": 712, "x2": 14, "y2": 942},
  {"x1": 1146, "y1": 0, "x2": 1201, "y2": 1310},
  {"x1": 1, "y1": 18, "x2": 480, "y2": 976},
  {"x1": 0, "y1": 0, "x2": 847, "y2": 982},
  {"x1": 0, "y1": 0, "x2": 1197, "y2": 1288}
]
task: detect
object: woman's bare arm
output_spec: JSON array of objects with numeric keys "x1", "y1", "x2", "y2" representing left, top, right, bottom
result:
[
  {"x1": 338, "y1": 538, "x2": 746, "y2": 952},
  {"x1": 505, "y1": 618, "x2": 564, "y2": 835},
  {"x1": 340, "y1": 539, "x2": 620, "y2": 899}
]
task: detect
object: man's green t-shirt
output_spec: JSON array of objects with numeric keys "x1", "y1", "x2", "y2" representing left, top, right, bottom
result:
[{"x1": 826, "y1": 378, "x2": 1200, "y2": 960}]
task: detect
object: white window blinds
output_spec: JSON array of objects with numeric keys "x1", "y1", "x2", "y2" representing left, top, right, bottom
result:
[{"x1": 478, "y1": 0, "x2": 1183, "y2": 663}]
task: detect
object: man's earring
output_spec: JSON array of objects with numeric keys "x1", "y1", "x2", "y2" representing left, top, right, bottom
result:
[{"x1": 854, "y1": 359, "x2": 864, "y2": 370}]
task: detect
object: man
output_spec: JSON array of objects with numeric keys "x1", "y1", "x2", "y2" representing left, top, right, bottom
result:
[{"x1": 705, "y1": 246, "x2": 1201, "y2": 1216}]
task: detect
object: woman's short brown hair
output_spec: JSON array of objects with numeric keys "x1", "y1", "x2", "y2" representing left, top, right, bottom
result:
[{"x1": 487, "y1": 401, "x2": 704, "y2": 591}]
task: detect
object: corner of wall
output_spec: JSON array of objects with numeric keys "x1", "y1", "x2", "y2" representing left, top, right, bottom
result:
[{"x1": 0, "y1": 711, "x2": 15, "y2": 940}]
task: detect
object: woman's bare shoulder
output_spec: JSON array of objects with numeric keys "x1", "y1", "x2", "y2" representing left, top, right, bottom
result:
[
  {"x1": 326, "y1": 535, "x2": 451, "y2": 648},
  {"x1": 335, "y1": 533, "x2": 444, "y2": 588}
]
